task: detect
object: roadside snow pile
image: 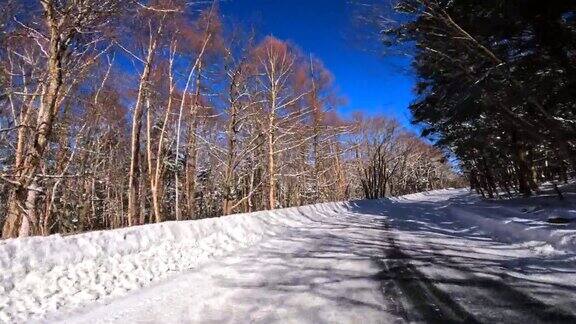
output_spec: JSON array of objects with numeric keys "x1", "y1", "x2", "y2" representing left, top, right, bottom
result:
[
  {"x1": 392, "y1": 187, "x2": 467, "y2": 203},
  {"x1": 451, "y1": 206, "x2": 576, "y2": 253},
  {"x1": 393, "y1": 187, "x2": 576, "y2": 254},
  {"x1": 0, "y1": 204, "x2": 343, "y2": 323}
]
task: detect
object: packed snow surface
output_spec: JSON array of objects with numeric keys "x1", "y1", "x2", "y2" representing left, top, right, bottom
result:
[{"x1": 2, "y1": 188, "x2": 576, "y2": 323}]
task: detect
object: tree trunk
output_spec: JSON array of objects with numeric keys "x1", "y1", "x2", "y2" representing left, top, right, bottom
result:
[
  {"x1": 512, "y1": 133, "x2": 532, "y2": 197},
  {"x1": 185, "y1": 63, "x2": 202, "y2": 219},
  {"x1": 267, "y1": 104, "x2": 276, "y2": 210},
  {"x1": 3, "y1": 2, "x2": 65, "y2": 238},
  {"x1": 127, "y1": 39, "x2": 156, "y2": 226}
]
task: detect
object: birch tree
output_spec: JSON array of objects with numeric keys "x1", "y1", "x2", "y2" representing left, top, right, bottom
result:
[{"x1": 2, "y1": 0, "x2": 123, "y2": 238}]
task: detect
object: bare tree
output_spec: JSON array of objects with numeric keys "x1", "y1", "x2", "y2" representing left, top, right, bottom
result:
[
  {"x1": 0, "y1": 2, "x2": 462, "y2": 239},
  {"x1": 2, "y1": 0, "x2": 123, "y2": 238}
]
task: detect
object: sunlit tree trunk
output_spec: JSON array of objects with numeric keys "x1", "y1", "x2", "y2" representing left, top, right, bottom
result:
[
  {"x1": 4, "y1": 1, "x2": 66, "y2": 237},
  {"x1": 127, "y1": 32, "x2": 157, "y2": 226}
]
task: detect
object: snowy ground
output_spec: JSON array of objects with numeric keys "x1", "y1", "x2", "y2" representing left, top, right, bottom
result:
[{"x1": 2, "y1": 187, "x2": 576, "y2": 323}]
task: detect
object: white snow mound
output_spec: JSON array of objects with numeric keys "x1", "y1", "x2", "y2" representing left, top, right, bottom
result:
[{"x1": 0, "y1": 202, "x2": 346, "y2": 323}]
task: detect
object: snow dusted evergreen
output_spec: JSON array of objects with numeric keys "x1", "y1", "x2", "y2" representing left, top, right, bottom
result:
[{"x1": 379, "y1": 0, "x2": 576, "y2": 197}]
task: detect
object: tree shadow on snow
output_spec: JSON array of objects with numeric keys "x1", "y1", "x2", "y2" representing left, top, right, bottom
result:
[{"x1": 197, "y1": 198, "x2": 576, "y2": 323}]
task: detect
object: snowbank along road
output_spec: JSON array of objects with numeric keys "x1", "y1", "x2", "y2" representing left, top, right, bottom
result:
[{"x1": 1, "y1": 188, "x2": 576, "y2": 323}]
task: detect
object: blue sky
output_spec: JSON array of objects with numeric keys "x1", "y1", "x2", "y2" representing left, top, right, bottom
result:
[{"x1": 220, "y1": 0, "x2": 417, "y2": 130}]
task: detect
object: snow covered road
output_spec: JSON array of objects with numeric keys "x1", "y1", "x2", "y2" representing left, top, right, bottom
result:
[
  {"x1": 54, "y1": 205, "x2": 403, "y2": 323},
  {"x1": 4, "y1": 189, "x2": 576, "y2": 323}
]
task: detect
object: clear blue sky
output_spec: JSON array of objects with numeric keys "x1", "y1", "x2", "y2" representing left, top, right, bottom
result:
[{"x1": 220, "y1": 0, "x2": 417, "y2": 130}]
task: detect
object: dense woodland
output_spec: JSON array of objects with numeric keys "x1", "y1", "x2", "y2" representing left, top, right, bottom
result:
[
  {"x1": 368, "y1": 0, "x2": 576, "y2": 198},
  {"x1": 0, "y1": 0, "x2": 461, "y2": 238}
]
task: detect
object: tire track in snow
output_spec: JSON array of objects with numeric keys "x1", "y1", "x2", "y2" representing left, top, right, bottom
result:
[
  {"x1": 378, "y1": 201, "x2": 576, "y2": 324},
  {"x1": 379, "y1": 222, "x2": 480, "y2": 323}
]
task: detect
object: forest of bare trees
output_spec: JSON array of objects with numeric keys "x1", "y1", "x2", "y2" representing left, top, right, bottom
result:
[{"x1": 0, "y1": 0, "x2": 461, "y2": 239}]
